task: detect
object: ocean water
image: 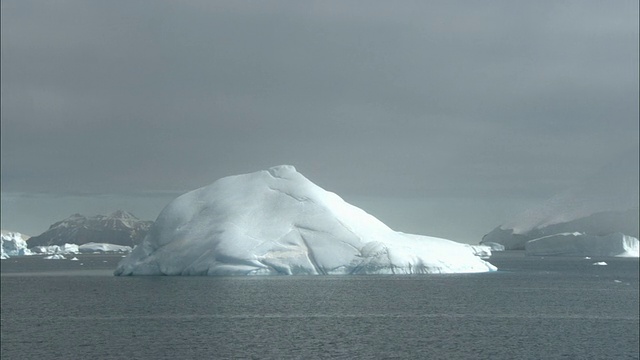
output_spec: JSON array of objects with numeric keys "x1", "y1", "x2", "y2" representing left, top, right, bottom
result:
[{"x1": 1, "y1": 252, "x2": 638, "y2": 359}]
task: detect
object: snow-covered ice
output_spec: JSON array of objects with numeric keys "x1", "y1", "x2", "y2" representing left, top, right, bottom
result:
[
  {"x1": 525, "y1": 232, "x2": 639, "y2": 257},
  {"x1": 468, "y1": 245, "x2": 493, "y2": 259},
  {"x1": 31, "y1": 243, "x2": 80, "y2": 255},
  {"x1": 43, "y1": 254, "x2": 66, "y2": 260},
  {"x1": 1, "y1": 230, "x2": 32, "y2": 259},
  {"x1": 116, "y1": 165, "x2": 497, "y2": 276},
  {"x1": 481, "y1": 242, "x2": 505, "y2": 252},
  {"x1": 592, "y1": 262, "x2": 608, "y2": 266},
  {"x1": 77, "y1": 242, "x2": 132, "y2": 253},
  {"x1": 28, "y1": 243, "x2": 131, "y2": 255}
]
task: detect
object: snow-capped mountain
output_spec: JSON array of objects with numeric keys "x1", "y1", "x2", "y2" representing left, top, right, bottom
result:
[
  {"x1": 27, "y1": 211, "x2": 153, "y2": 248},
  {"x1": 116, "y1": 165, "x2": 496, "y2": 276},
  {"x1": 482, "y1": 209, "x2": 639, "y2": 250},
  {"x1": 524, "y1": 232, "x2": 639, "y2": 257},
  {"x1": 481, "y1": 150, "x2": 639, "y2": 255}
]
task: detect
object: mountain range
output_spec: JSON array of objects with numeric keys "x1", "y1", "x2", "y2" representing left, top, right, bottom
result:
[{"x1": 27, "y1": 210, "x2": 152, "y2": 248}]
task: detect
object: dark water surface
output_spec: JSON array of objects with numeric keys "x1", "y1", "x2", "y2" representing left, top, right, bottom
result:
[{"x1": 2, "y1": 252, "x2": 638, "y2": 359}]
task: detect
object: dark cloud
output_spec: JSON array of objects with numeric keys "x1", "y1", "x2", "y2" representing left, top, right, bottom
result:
[{"x1": 2, "y1": 1, "x2": 638, "y2": 240}]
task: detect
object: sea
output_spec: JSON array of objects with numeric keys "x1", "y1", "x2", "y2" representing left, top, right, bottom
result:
[{"x1": 1, "y1": 252, "x2": 638, "y2": 360}]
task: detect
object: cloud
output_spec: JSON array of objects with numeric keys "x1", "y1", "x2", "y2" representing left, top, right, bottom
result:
[{"x1": 1, "y1": 1, "x2": 638, "y2": 238}]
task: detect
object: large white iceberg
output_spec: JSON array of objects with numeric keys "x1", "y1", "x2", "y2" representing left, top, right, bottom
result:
[
  {"x1": 115, "y1": 165, "x2": 496, "y2": 276},
  {"x1": 525, "y1": 232, "x2": 639, "y2": 257}
]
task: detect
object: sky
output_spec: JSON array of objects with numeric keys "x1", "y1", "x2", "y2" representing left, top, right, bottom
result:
[{"x1": 1, "y1": 1, "x2": 638, "y2": 244}]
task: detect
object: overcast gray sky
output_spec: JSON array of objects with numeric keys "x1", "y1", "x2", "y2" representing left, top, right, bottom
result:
[{"x1": 1, "y1": 1, "x2": 638, "y2": 243}]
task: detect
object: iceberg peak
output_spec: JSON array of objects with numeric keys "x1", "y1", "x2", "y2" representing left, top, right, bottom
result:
[{"x1": 267, "y1": 164, "x2": 298, "y2": 178}]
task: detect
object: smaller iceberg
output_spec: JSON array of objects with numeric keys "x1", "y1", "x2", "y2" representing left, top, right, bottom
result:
[
  {"x1": 43, "y1": 254, "x2": 66, "y2": 260},
  {"x1": 468, "y1": 245, "x2": 493, "y2": 259},
  {"x1": 31, "y1": 243, "x2": 80, "y2": 255},
  {"x1": 525, "y1": 232, "x2": 639, "y2": 257},
  {"x1": 481, "y1": 242, "x2": 505, "y2": 252},
  {"x1": 77, "y1": 243, "x2": 132, "y2": 253}
]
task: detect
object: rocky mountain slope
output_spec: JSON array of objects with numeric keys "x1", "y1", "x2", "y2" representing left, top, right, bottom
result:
[{"x1": 27, "y1": 210, "x2": 153, "y2": 248}]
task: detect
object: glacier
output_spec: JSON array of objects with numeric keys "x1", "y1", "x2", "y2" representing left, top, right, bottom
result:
[
  {"x1": 115, "y1": 165, "x2": 496, "y2": 276},
  {"x1": 525, "y1": 232, "x2": 639, "y2": 257}
]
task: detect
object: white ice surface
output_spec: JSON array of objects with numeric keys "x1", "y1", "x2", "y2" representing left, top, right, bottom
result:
[
  {"x1": 525, "y1": 232, "x2": 639, "y2": 257},
  {"x1": 1, "y1": 230, "x2": 32, "y2": 259},
  {"x1": 28, "y1": 242, "x2": 132, "y2": 255},
  {"x1": 481, "y1": 242, "x2": 505, "y2": 252},
  {"x1": 31, "y1": 243, "x2": 80, "y2": 255},
  {"x1": 116, "y1": 165, "x2": 496, "y2": 276},
  {"x1": 77, "y1": 242, "x2": 132, "y2": 253},
  {"x1": 468, "y1": 245, "x2": 493, "y2": 259},
  {"x1": 43, "y1": 254, "x2": 66, "y2": 260}
]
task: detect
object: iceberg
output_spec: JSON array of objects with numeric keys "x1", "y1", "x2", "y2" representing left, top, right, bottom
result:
[
  {"x1": 1, "y1": 230, "x2": 32, "y2": 259},
  {"x1": 43, "y1": 254, "x2": 66, "y2": 260},
  {"x1": 31, "y1": 243, "x2": 80, "y2": 255},
  {"x1": 525, "y1": 232, "x2": 639, "y2": 257},
  {"x1": 468, "y1": 245, "x2": 493, "y2": 259},
  {"x1": 77, "y1": 242, "x2": 132, "y2": 253},
  {"x1": 2, "y1": 240, "x2": 132, "y2": 257},
  {"x1": 481, "y1": 242, "x2": 505, "y2": 252},
  {"x1": 116, "y1": 165, "x2": 496, "y2": 276},
  {"x1": 29, "y1": 242, "x2": 132, "y2": 255}
]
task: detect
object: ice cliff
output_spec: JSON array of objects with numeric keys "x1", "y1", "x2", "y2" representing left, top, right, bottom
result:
[
  {"x1": 115, "y1": 165, "x2": 496, "y2": 276},
  {"x1": 1, "y1": 230, "x2": 32, "y2": 259}
]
